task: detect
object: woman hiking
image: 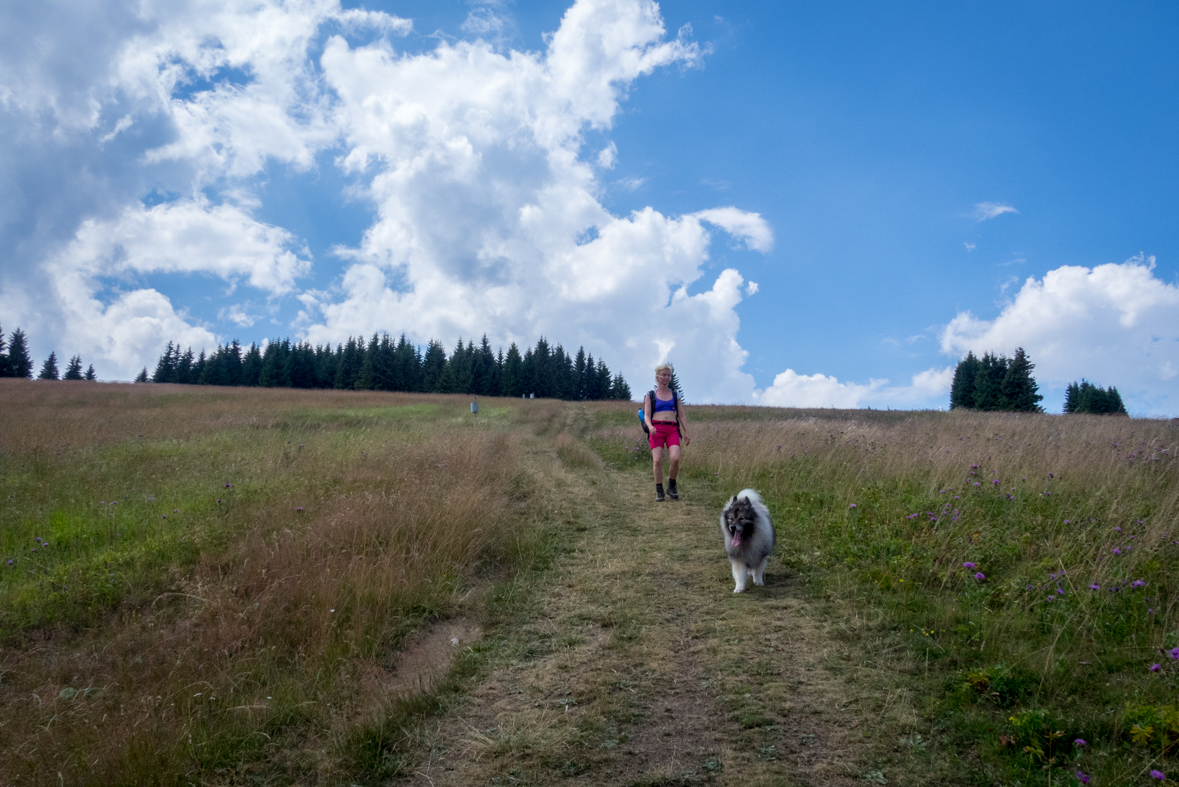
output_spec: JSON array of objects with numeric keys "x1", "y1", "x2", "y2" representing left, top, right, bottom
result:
[{"x1": 644, "y1": 363, "x2": 690, "y2": 502}]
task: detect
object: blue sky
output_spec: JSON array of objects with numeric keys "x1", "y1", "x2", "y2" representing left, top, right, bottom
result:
[{"x1": 2, "y1": 0, "x2": 1176, "y2": 414}]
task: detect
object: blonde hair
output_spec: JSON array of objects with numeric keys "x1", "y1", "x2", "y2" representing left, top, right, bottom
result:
[{"x1": 654, "y1": 363, "x2": 673, "y2": 378}]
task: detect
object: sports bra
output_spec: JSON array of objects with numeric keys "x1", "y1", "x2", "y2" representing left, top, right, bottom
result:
[{"x1": 653, "y1": 394, "x2": 676, "y2": 413}]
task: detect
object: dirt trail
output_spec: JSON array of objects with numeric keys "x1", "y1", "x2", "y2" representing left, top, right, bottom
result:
[{"x1": 403, "y1": 430, "x2": 875, "y2": 786}]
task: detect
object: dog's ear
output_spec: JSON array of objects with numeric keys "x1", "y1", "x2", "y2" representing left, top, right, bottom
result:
[{"x1": 739, "y1": 496, "x2": 748, "y2": 505}]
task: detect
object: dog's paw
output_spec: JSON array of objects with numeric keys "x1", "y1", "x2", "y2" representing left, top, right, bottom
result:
[
  {"x1": 753, "y1": 577, "x2": 765, "y2": 586},
  {"x1": 732, "y1": 586, "x2": 745, "y2": 593}
]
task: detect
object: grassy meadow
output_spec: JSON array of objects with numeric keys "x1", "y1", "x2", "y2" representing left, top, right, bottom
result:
[
  {"x1": 593, "y1": 407, "x2": 1179, "y2": 784},
  {"x1": 2, "y1": 380, "x2": 1177, "y2": 786},
  {"x1": 0, "y1": 380, "x2": 565, "y2": 785}
]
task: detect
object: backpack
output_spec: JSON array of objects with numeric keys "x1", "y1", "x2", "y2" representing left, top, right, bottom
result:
[{"x1": 639, "y1": 388, "x2": 678, "y2": 435}]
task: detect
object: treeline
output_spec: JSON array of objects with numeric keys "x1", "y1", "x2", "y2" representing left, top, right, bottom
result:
[
  {"x1": 1064, "y1": 380, "x2": 1127, "y2": 415},
  {"x1": 949, "y1": 348, "x2": 1043, "y2": 412},
  {"x1": 142, "y1": 333, "x2": 633, "y2": 400},
  {"x1": 0, "y1": 325, "x2": 97, "y2": 380}
]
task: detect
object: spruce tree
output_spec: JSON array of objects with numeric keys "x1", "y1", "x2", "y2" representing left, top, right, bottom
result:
[
  {"x1": 63, "y1": 355, "x2": 84, "y2": 380},
  {"x1": 84, "y1": 364, "x2": 97, "y2": 381},
  {"x1": 972, "y1": 353, "x2": 1008, "y2": 411},
  {"x1": 949, "y1": 351, "x2": 981, "y2": 409},
  {"x1": 6, "y1": 329, "x2": 33, "y2": 378},
  {"x1": 502, "y1": 343, "x2": 523, "y2": 396},
  {"x1": 0, "y1": 323, "x2": 7, "y2": 377},
  {"x1": 241, "y1": 343, "x2": 263, "y2": 386},
  {"x1": 38, "y1": 352, "x2": 60, "y2": 380},
  {"x1": 668, "y1": 368, "x2": 683, "y2": 397},
  {"x1": 1000, "y1": 347, "x2": 1043, "y2": 412},
  {"x1": 134, "y1": 367, "x2": 149, "y2": 383}
]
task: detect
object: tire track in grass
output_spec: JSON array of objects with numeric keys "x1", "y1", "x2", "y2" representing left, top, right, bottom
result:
[{"x1": 407, "y1": 428, "x2": 873, "y2": 786}]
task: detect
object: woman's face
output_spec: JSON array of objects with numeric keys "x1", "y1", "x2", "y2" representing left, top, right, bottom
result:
[{"x1": 656, "y1": 368, "x2": 671, "y2": 386}]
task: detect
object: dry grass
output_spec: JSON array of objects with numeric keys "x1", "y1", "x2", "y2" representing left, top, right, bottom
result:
[
  {"x1": 0, "y1": 381, "x2": 561, "y2": 785},
  {"x1": 594, "y1": 407, "x2": 1179, "y2": 784}
]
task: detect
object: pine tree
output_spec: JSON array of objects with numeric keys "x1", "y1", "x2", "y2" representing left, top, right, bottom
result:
[
  {"x1": 84, "y1": 364, "x2": 97, "y2": 381},
  {"x1": 1065, "y1": 380, "x2": 1128, "y2": 415},
  {"x1": 0, "y1": 323, "x2": 8, "y2": 377},
  {"x1": 421, "y1": 340, "x2": 447, "y2": 392},
  {"x1": 6, "y1": 329, "x2": 33, "y2": 378},
  {"x1": 152, "y1": 342, "x2": 178, "y2": 383},
  {"x1": 134, "y1": 367, "x2": 149, "y2": 383},
  {"x1": 949, "y1": 351, "x2": 981, "y2": 409},
  {"x1": 241, "y1": 343, "x2": 263, "y2": 386},
  {"x1": 610, "y1": 373, "x2": 632, "y2": 400},
  {"x1": 1000, "y1": 347, "x2": 1043, "y2": 412},
  {"x1": 972, "y1": 353, "x2": 1008, "y2": 411},
  {"x1": 334, "y1": 337, "x2": 364, "y2": 390},
  {"x1": 38, "y1": 352, "x2": 60, "y2": 380},
  {"x1": 502, "y1": 343, "x2": 523, "y2": 396},
  {"x1": 668, "y1": 368, "x2": 682, "y2": 398},
  {"x1": 63, "y1": 355, "x2": 84, "y2": 380}
]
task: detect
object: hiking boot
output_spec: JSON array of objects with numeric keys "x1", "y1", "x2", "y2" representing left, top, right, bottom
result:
[
  {"x1": 655, "y1": 483, "x2": 665, "y2": 502},
  {"x1": 667, "y1": 479, "x2": 679, "y2": 500}
]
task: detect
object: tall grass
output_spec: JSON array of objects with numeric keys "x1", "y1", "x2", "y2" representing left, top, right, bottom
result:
[
  {"x1": 0, "y1": 381, "x2": 555, "y2": 784},
  {"x1": 595, "y1": 408, "x2": 1178, "y2": 784}
]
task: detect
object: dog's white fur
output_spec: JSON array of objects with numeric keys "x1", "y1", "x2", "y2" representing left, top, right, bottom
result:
[{"x1": 720, "y1": 488, "x2": 775, "y2": 593}]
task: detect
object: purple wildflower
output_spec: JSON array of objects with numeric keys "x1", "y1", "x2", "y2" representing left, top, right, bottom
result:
[
  {"x1": 1150, "y1": 770, "x2": 1165, "y2": 781},
  {"x1": 1077, "y1": 772, "x2": 1090, "y2": 784},
  {"x1": 1057, "y1": 588, "x2": 1064, "y2": 595},
  {"x1": 1132, "y1": 580, "x2": 1146, "y2": 589},
  {"x1": 1149, "y1": 663, "x2": 1161, "y2": 672},
  {"x1": 1112, "y1": 548, "x2": 1121, "y2": 555},
  {"x1": 1115, "y1": 526, "x2": 1122, "y2": 532},
  {"x1": 850, "y1": 503, "x2": 856, "y2": 509},
  {"x1": 295, "y1": 507, "x2": 304, "y2": 512},
  {"x1": 963, "y1": 562, "x2": 977, "y2": 569},
  {"x1": 225, "y1": 482, "x2": 232, "y2": 488},
  {"x1": 217, "y1": 499, "x2": 222, "y2": 504},
  {"x1": 1168, "y1": 647, "x2": 1179, "y2": 660},
  {"x1": 1089, "y1": 584, "x2": 1101, "y2": 590},
  {"x1": 1074, "y1": 739, "x2": 1086, "y2": 747},
  {"x1": 974, "y1": 572, "x2": 986, "y2": 581}
]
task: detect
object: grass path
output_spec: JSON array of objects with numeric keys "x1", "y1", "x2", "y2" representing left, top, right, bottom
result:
[{"x1": 404, "y1": 427, "x2": 881, "y2": 786}]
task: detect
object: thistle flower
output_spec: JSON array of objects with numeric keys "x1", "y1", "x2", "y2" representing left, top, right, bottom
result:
[
  {"x1": 963, "y1": 562, "x2": 977, "y2": 569},
  {"x1": 1149, "y1": 663, "x2": 1161, "y2": 672},
  {"x1": 1077, "y1": 772, "x2": 1090, "y2": 784},
  {"x1": 1150, "y1": 770, "x2": 1165, "y2": 780},
  {"x1": 1074, "y1": 739, "x2": 1086, "y2": 747},
  {"x1": 974, "y1": 572, "x2": 986, "y2": 581}
]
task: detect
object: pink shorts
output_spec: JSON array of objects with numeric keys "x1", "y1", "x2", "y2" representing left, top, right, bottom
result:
[{"x1": 649, "y1": 422, "x2": 681, "y2": 450}]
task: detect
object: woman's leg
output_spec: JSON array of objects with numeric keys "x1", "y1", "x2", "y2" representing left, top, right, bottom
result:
[
  {"x1": 651, "y1": 446, "x2": 664, "y2": 484},
  {"x1": 667, "y1": 444, "x2": 680, "y2": 480}
]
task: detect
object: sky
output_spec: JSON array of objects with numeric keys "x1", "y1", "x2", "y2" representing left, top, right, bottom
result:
[{"x1": 1, "y1": 0, "x2": 1177, "y2": 415}]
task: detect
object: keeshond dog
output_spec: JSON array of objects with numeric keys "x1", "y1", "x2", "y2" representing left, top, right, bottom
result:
[{"x1": 720, "y1": 489, "x2": 775, "y2": 593}]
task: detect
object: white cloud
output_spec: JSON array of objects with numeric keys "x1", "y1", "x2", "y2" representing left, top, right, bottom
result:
[
  {"x1": 940, "y1": 255, "x2": 1179, "y2": 414},
  {"x1": 965, "y1": 242, "x2": 976, "y2": 251},
  {"x1": 752, "y1": 365, "x2": 953, "y2": 409},
  {"x1": 3, "y1": 0, "x2": 775, "y2": 396},
  {"x1": 297, "y1": 0, "x2": 766, "y2": 403},
  {"x1": 20, "y1": 198, "x2": 311, "y2": 378},
  {"x1": 597, "y1": 141, "x2": 618, "y2": 169},
  {"x1": 754, "y1": 370, "x2": 886, "y2": 409},
  {"x1": 745, "y1": 281, "x2": 759, "y2": 296},
  {"x1": 691, "y1": 207, "x2": 774, "y2": 253},
  {"x1": 972, "y1": 202, "x2": 1018, "y2": 221}
]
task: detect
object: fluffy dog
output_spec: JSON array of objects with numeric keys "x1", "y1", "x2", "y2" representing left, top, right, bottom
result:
[{"x1": 720, "y1": 489, "x2": 775, "y2": 593}]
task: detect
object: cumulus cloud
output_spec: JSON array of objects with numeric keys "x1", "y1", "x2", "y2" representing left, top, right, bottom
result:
[
  {"x1": 972, "y1": 202, "x2": 1018, "y2": 221},
  {"x1": 297, "y1": 0, "x2": 767, "y2": 402},
  {"x1": 3, "y1": 0, "x2": 776, "y2": 396},
  {"x1": 754, "y1": 370, "x2": 886, "y2": 409},
  {"x1": 940, "y1": 255, "x2": 1179, "y2": 414},
  {"x1": 752, "y1": 366, "x2": 954, "y2": 410}
]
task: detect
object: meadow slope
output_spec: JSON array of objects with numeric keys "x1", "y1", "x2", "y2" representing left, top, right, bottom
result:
[{"x1": 1, "y1": 383, "x2": 1176, "y2": 786}]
